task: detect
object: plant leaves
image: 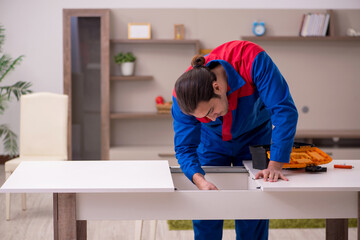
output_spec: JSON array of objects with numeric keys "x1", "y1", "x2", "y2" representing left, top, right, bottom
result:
[
  {"x1": 1, "y1": 81, "x2": 32, "y2": 101},
  {"x1": 0, "y1": 124, "x2": 18, "y2": 157},
  {"x1": 0, "y1": 55, "x2": 24, "y2": 83},
  {"x1": 114, "y1": 52, "x2": 136, "y2": 63},
  {"x1": 0, "y1": 54, "x2": 12, "y2": 79},
  {"x1": 0, "y1": 26, "x2": 31, "y2": 156},
  {"x1": 0, "y1": 94, "x2": 9, "y2": 114},
  {"x1": 0, "y1": 25, "x2": 4, "y2": 52}
]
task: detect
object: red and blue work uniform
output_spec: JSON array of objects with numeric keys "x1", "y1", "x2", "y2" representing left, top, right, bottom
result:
[{"x1": 171, "y1": 41, "x2": 298, "y2": 240}]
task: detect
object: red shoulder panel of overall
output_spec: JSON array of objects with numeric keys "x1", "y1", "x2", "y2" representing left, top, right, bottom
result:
[{"x1": 206, "y1": 41, "x2": 263, "y2": 85}]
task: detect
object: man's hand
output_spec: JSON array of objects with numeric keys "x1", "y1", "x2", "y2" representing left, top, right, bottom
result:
[
  {"x1": 255, "y1": 161, "x2": 288, "y2": 182},
  {"x1": 192, "y1": 173, "x2": 218, "y2": 190}
]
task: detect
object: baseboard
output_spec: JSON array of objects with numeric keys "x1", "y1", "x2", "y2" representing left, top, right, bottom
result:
[{"x1": 0, "y1": 155, "x2": 18, "y2": 165}]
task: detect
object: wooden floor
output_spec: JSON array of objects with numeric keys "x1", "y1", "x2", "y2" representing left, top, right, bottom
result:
[{"x1": 0, "y1": 164, "x2": 357, "y2": 240}]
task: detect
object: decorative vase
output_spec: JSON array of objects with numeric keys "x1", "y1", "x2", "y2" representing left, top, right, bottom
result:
[{"x1": 121, "y1": 62, "x2": 135, "y2": 76}]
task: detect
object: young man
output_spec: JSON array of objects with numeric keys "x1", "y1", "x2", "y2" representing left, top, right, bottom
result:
[{"x1": 171, "y1": 40, "x2": 298, "y2": 240}]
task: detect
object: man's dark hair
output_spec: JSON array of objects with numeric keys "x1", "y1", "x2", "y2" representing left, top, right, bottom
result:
[{"x1": 175, "y1": 55, "x2": 220, "y2": 115}]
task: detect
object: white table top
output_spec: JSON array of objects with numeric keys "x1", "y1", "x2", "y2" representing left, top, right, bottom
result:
[
  {"x1": 2, "y1": 160, "x2": 359, "y2": 193},
  {"x1": 244, "y1": 160, "x2": 360, "y2": 192},
  {"x1": 0, "y1": 161, "x2": 175, "y2": 193}
]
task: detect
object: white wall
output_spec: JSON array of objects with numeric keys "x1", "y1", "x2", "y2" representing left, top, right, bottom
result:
[{"x1": 0, "y1": 0, "x2": 359, "y2": 154}]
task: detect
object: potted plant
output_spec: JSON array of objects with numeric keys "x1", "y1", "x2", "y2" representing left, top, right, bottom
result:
[
  {"x1": 0, "y1": 25, "x2": 32, "y2": 157},
  {"x1": 114, "y1": 52, "x2": 136, "y2": 76}
]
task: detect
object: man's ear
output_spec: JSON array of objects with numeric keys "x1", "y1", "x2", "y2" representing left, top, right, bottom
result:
[{"x1": 212, "y1": 81, "x2": 221, "y2": 94}]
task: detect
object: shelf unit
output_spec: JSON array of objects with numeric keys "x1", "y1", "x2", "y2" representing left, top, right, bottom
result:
[
  {"x1": 63, "y1": 8, "x2": 360, "y2": 161},
  {"x1": 108, "y1": 39, "x2": 200, "y2": 161},
  {"x1": 242, "y1": 9, "x2": 360, "y2": 43}
]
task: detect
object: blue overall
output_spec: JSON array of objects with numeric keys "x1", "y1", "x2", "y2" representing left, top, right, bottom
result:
[
  {"x1": 172, "y1": 41, "x2": 298, "y2": 240},
  {"x1": 193, "y1": 119, "x2": 272, "y2": 240}
]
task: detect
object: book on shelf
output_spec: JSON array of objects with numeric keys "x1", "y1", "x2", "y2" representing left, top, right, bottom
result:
[
  {"x1": 322, "y1": 14, "x2": 330, "y2": 36},
  {"x1": 299, "y1": 13, "x2": 330, "y2": 37}
]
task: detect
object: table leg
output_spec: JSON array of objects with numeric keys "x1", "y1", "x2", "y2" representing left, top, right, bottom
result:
[
  {"x1": 326, "y1": 219, "x2": 348, "y2": 240},
  {"x1": 77, "y1": 220, "x2": 87, "y2": 240},
  {"x1": 53, "y1": 193, "x2": 77, "y2": 240},
  {"x1": 53, "y1": 193, "x2": 58, "y2": 240},
  {"x1": 358, "y1": 192, "x2": 360, "y2": 240}
]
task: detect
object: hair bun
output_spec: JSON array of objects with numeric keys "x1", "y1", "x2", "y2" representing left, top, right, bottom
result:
[{"x1": 191, "y1": 55, "x2": 205, "y2": 68}]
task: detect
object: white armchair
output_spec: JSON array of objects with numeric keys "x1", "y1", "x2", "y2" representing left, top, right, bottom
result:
[{"x1": 4, "y1": 92, "x2": 68, "y2": 220}]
